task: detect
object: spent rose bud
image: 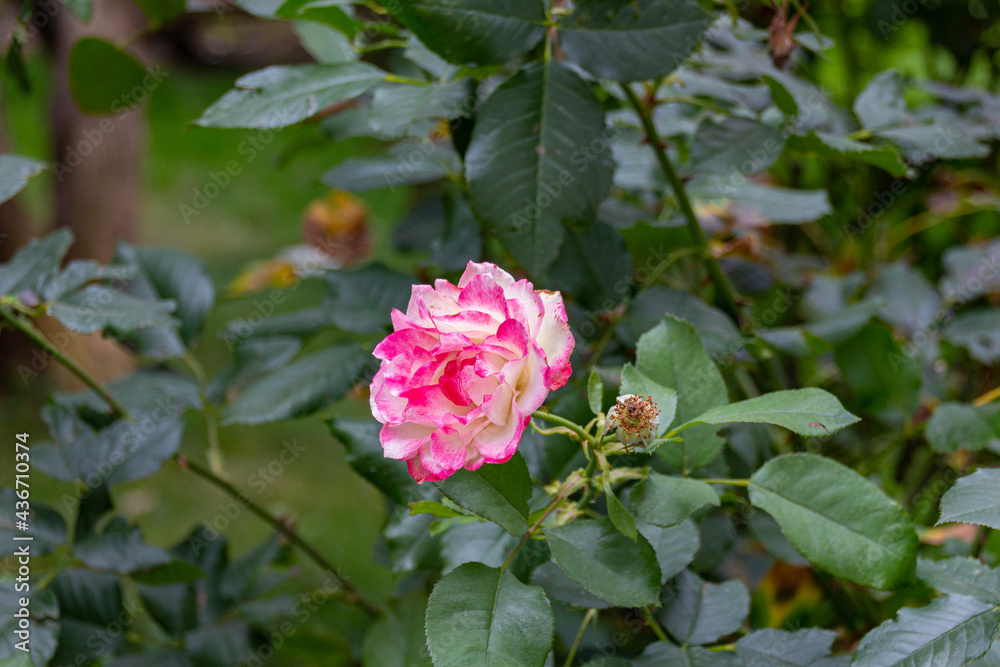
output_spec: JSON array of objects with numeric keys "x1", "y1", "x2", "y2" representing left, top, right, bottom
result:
[
  {"x1": 369, "y1": 262, "x2": 574, "y2": 482},
  {"x1": 607, "y1": 394, "x2": 661, "y2": 447}
]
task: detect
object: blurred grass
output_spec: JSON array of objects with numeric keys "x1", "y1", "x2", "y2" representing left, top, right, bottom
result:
[{"x1": 0, "y1": 54, "x2": 410, "y2": 627}]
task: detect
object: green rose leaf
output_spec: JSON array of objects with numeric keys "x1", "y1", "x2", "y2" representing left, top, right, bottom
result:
[
  {"x1": 389, "y1": 0, "x2": 546, "y2": 65},
  {"x1": 661, "y1": 570, "x2": 750, "y2": 646},
  {"x1": 465, "y1": 60, "x2": 613, "y2": 275},
  {"x1": 197, "y1": 63, "x2": 385, "y2": 129},
  {"x1": 557, "y1": 0, "x2": 712, "y2": 81},
  {"x1": 0, "y1": 154, "x2": 47, "y2": 205},
  {"x1": 437, "y1": 453, "x2": 532, "y2": 537},
  {"x1": 632, "y1": 473, "x2": 720, "y2": 528},
  {"x1": 749, "y1": 453, "x2": 918, "y2": 589},
  {"x1": 544, "y1": 517, "x2": 661, "y2": 607},
  {"x1": 853, "y1": 595, "x2": 1000, "y2": 667},
  {"x1": 917, "y1": 557, "x2": 1000, "y2": 604},
  {"x1": 939, "y1": 469, "x2": 1000, "y2": 530},
  {"x1": 425, "y1": 562, "x2": 553, "y2": 667},
  {"x1": 674, "y1": 388, "x2": 860, "y2": 438},
  {"x1": 222, "y1": 344, "x2": 368, "y2": 424},
  {"x1": 0, "y1": 228, "x2": 73, "y2": 297}
]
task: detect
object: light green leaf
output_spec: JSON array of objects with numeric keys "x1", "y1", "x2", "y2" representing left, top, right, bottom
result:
[
  {"x1": 588, "y1": 369, "x2": 603, "y2": 416},
  {"x1": 425, "y1": 562, "x2": 553, "y2": 667},
  {"x1": 749, "y1": 453, "x2": 918, "y2": 589},
  {"x1": 0, "y1": 228, "x2": 73, "y2": 297},
  {"x1": 367, "y1": 80, "x2": 473, "y2": 139},
  {"x1": 688, "y1": 117, "x2": 785, "y2": 176},
  {"x1": 854, "y1": 70, "x2": 909, "y2": 130},
  {"x1": 409, "y1": 500, "x2": 466, "y2": 519},
  {"x1": 436, "y1": 454, "x2": 532, "y2": 537},
  {"x1": 917, "y1": 558, "x2": 1000, "y2": 604},
  {"x1": 603, "y1": 478, "x2": 638, "y2": 540},
  {"x1": 544, "y1": 517, "x2": 661, "y2": 607},
  {"x1": 926, "y1": 403, "x2": 999, "y2": 453},
  {"x1": 632, "y1": 473, "x2": 719, "y2": 528},
  {"x1": 222, "y1": 345, "x2": 368, "y2": 424},
  {"x1": 853, "y1": 595, "x2": 1000, "y2": 667},
  {"x1": 943, "y1": 310, "x2": 1000, "y2": 364},
  {"x1": 939, "y1": 469, "x2": 1000, "y2": 530},
  {"x1": 68, "y1": 38, "x2": 149, "y2": 114},
  {"x1": 389, "y1": 0, "x2": 546, "y2": 65},
  {"x1": 0, "y1": 154, "x2": 46, "y2": 204},
  {"x1": 620, "y1": 365, "x2": 679, "y2": 435},
  {"x1": 661, "y1": 570, "x2": 750, "y2": 646},
  {"x1": 465, "y1": 60, "x2": 613, "y2": 275},
  {"x1": 197, "y1": 62, "x2": 384, "y2": 129},
  {"x1": 786, "y1": 131, "x2": 908, "y2": 177},
  {"x1": 735, "y1": 628, "x2": 839, "y2": 666},
  {"x1": 674, "y1": 388, "x2": 859, "y2": 438},
  {"x1": 633, "y1": 317, "x2": 727, "y2": 472},
  {"x1": 557, "y1": 0, "x2": 712, "y2": 81}
]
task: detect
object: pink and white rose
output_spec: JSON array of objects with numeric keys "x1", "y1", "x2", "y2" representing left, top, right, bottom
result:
[{"x1": 369, "y1": 262, "x2": 574, "y2": 482}]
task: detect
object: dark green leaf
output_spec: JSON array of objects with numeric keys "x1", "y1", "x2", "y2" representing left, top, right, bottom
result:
[
  {"x1": 547, "y1": 217, "x2": 633, "y2": 311},
  {"x1": 325, "y1": 263, "x2": 414, "y2": 334},
  {"x1": 661, "y1": 570, "x2": 750, "y2": 646},
  {"x1": 558, "y1": 0, "x2": 712, "y2": 81},
  {"x1": 389, "y1": 0, "x2": 546, "y2": 65},
  {"x1": 68, "y1": 38, "x2": 148, "y2": 114},
  {"x1": 749, "y1": 453, "x2": 918, "y2": 589},
  {"x1": 735, "y1": 628, "x2": 839, "y2": 666},
  {"x1": 322, "y1": 141, "x2": 459, "y2": 190},
  {"x1": 637, "y1": 519, "x2": 700, "y2": 583},
  {"x1": 869, "y1": 261, "x2": 942, "y2": 339},
  {"x1": 48, "y1": 285, "x2": 179, "y2": 334},
  {"x1": 367, "y1": 80, "x2": 473, "y2": 139},
  {"x1": 465, "y1": 60, "x2": 613, "y2": 275},
  {"x1": 635, "y1": 642, "x2": 742, "y2": 666},
  {"x1": 74, "y1": 517, "x2": 172, "y2": 574},
  {"x1": 328, "y1": 418, "x2": 428, "y2": 505},
  {"x1": 917, "y1": 558, "x2": 1000, "y2": 604},
  {"x1": 0, "y1": 154, "x2": 46, "y2": 204},
  {"x1": 530, "y1": 561, "x2": 612, "y2": 610},
  {"x1": 939, "y1": 469, "x2": 1000, "y2": 530},
  {"x1": 222, "y1": 344, "x2": 368, "y2": 424},
  {"x1": 425, "y1": 562, "x2": 553, "y2": 667},
  {"x1": 632, "y1": 473, "x2": 720, "y2": 528},
  {"x1": 197, "y1": 63, "x2": 384, "y2": 129},
  {"x1": 129, "y1": 561, "x2": 206, "y2": 586},
  {"x1": 675, "y1": 388, "x2": 859, "y2": 437},
  {"x1": 853, "y1": 595, "x2": 1000, "y2": 667},
  {"x1": 545, "y1": 517, "x2": 661, "y2": 607},
  {"x1": 437, "y1": 454, "x2": 532, "y2": 537}
]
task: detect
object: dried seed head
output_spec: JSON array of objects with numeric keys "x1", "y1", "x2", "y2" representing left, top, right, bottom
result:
[{"x1": 607, "y1": 394, "x2": 661, "y2": 447}]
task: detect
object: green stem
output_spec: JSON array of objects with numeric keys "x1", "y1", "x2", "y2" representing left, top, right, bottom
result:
[
  {"x1": 183, "y1": 457, "x2": 383, "y2": 617},
  {"x1": 0, "y1": 307, "x2": 129, "y2": 418},
  {"x1": 183, "y1": 351, "x2": 228, "y2": 479},
  {"x1": 501, "y1": 473, "x2": 582, "y2": 570},
  {"x1": 642, "y1": 607, "x2": 671, "y2": 644},
  {"x1": 577, "y1": 447, "x2": 601, "y2": 509},
  {"x1": 620, "y1": 84, "x2": 742, "y2": 324},
  {"x1": 564, "y1": 609, "x2": 598, "y2": 667},
  {"x1": 2, "y1": 306, "x2": 380, "y2": 618},
  {"x1": 532, "y1": 410, "x2": 593, "y2": 443},
  {"x1": 702, "y1": 478, "x2": 750, "y2": 487}
]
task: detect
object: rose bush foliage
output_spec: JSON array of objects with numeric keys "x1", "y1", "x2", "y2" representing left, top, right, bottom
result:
[{"x1": 2, "y1": 1, "x2": 1000, "y2": 666}]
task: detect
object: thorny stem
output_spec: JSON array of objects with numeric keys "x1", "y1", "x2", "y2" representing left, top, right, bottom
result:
[
  {"x1": 501, "y1": 472, "x2": 583, "y2": 570},
  {"x1": 563, "y1": 609, "x2": 598, "y2": 667},
  {"x1": 0, "y1": 307, "x2": 129, "y2": 418},
  {"x1": 621, "y1": 84, "x2": 742, "y2": 324},
  {"x1": 3, "y1": 306, "x2": 382, "y2": 618}
]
